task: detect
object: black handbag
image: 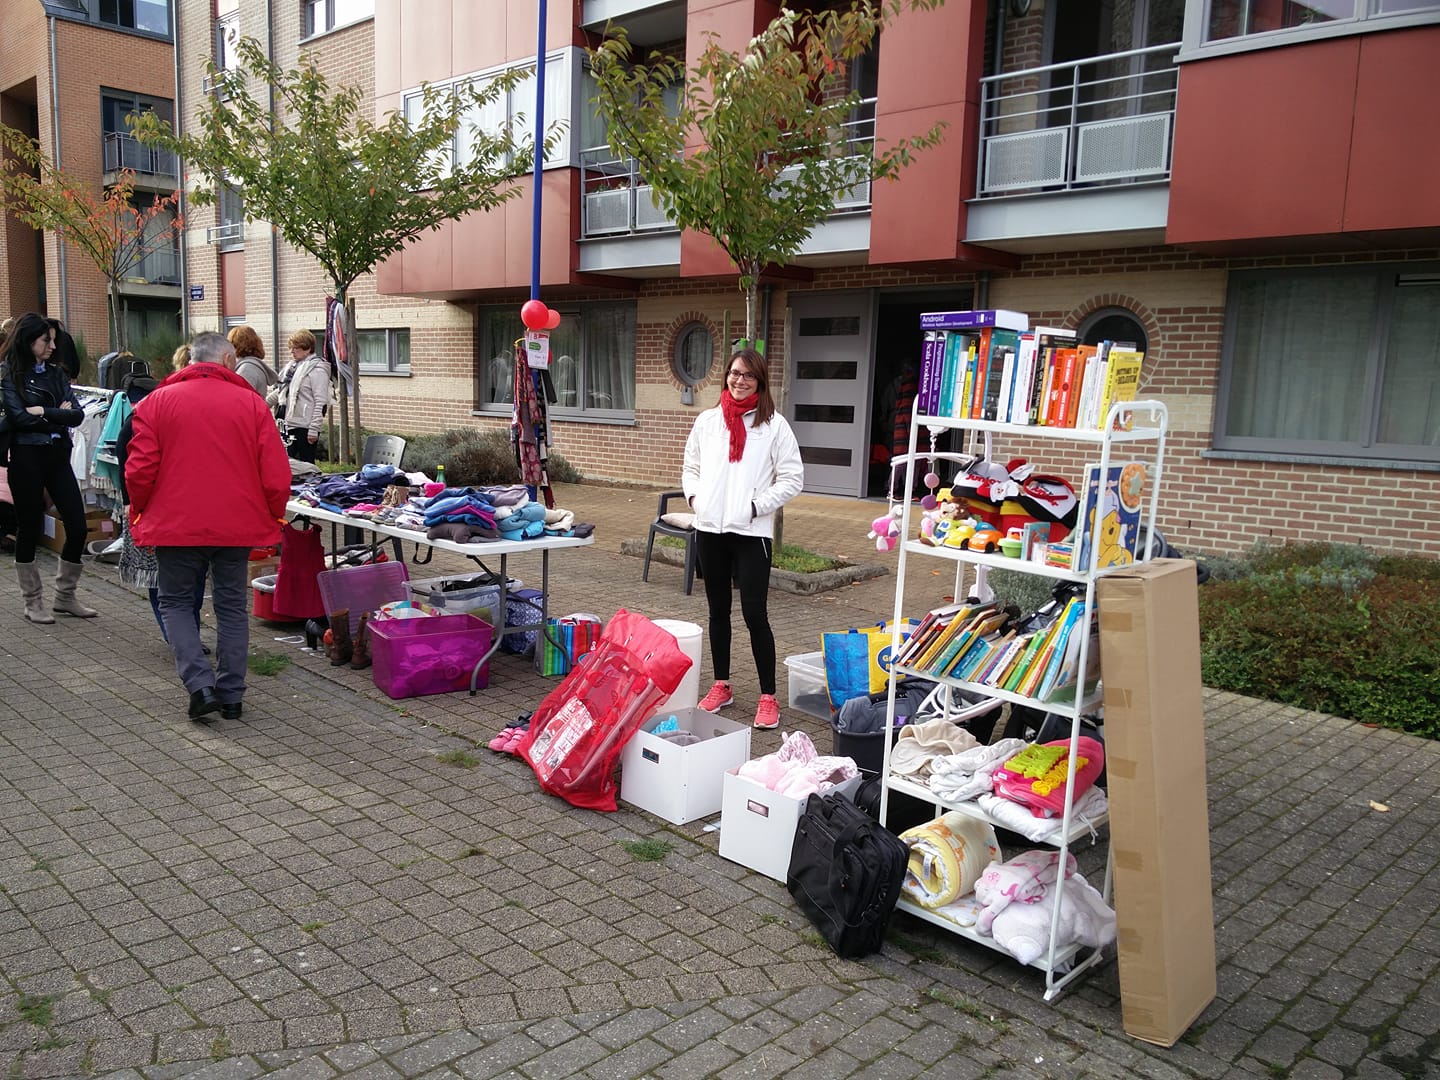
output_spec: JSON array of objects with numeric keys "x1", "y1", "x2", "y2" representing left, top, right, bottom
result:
[{"x1": 786, "y1": 791, "x2": 909, "y2": 959}]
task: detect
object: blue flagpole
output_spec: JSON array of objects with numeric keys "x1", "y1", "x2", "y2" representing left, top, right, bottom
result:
[{"x1": 531, "y1": 0, "x2": 547, "y2": 301}]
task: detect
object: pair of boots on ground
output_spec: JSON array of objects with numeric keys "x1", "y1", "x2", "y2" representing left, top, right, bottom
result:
[
  {"x1": 323, "y1": 608, "x2": 373, "y2": 669},
  {"x1": 16, "y1": 559, "x2": 98, "y2": 623}
]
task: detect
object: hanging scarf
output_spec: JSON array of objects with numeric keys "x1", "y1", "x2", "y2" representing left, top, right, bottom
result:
[{"x1": 719, "y1": 389, "x2": 755, "y2": 463}]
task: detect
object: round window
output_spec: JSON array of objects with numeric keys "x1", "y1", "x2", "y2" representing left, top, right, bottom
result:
[
  {"x1": 673, "y1": 322, "x2": 714, "y2": 386},
  {"x1": 1078, "y1": 307, "x2": 1148, "y2": 355}
]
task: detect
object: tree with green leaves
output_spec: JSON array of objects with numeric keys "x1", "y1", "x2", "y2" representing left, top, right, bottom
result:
[
  {"x1": 590, "y1": 0, "x2": 946, "y2": 348},
  {"x1": 132, "y1": 37, "x2": 557, "y2": 464},
  {"x1": 0, "y1": 123, "x2": 183, "y2": 353}
]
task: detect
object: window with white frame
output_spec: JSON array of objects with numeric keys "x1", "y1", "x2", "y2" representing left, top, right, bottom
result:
[
  {"x1": 403, "y1": 50, "x2": 576, "y2": 182},
  {"x1": 479, "y1": 302, "x2": 635, "y2": 419},
  {"x1": 1200, "y1": 0, "x2": 1439, "y2": 48},
  {"x1": 1214, "y1": 264, "x2": 1440, "y2": 463},
  {"x1": 355, "y1": 328, "x2": 410, "y2": 375},
  {"x1": 304, "y1": 0, "x2": 373, "y2": 38},
  {"x1": 214, "y1": 180, "x2": 244, "y2": 249}
]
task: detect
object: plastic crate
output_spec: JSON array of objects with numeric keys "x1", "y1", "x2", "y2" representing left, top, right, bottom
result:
[
  {"x1": 406, "y1": 573, "x2": 520, "y2": 624},
  {"x1": 317, "y1": 560, "x2": 410, "y2": 637},
  {"x1": 250, "y1": 574, "x2": 300, "y2": 622},
  {"x1": 784, "y1": 652, "x2": 831, "y2": 719},
  {"x1": 370, "y1": 613, "x2": 494, "y2": 699}
]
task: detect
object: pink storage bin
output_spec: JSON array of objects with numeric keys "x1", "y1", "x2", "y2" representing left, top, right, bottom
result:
[{"x1": 370, "y1": 613, "x2": 494, "y2": 699}]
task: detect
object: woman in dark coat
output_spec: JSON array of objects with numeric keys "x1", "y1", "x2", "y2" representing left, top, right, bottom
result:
[{"x1": 0, "y1": 312, "x2": 98, "y2": 622}]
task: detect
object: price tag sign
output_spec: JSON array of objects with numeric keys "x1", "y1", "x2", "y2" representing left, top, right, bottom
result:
[{"x1": 524, "y1": 330, "x2": 551, "y2": 370}]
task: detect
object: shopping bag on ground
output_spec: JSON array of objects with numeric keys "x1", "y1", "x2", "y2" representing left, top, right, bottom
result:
[
  {"x1": 822, "y1": 620, "x2": 917, "y2": 711},
  {"x1": 518, "y1": 608, "x2": 692, "y2": 811}
]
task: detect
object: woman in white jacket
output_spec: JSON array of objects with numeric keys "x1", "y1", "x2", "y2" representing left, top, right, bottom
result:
[
  {"x1": 268, "y1": 329, "x2": 331, "y2": 462},
  {"x1": 681, "y1": 348, "x2": 804, "y2": 729}
]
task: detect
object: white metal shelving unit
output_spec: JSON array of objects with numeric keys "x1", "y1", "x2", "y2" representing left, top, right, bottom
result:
[{"x1": 879, "y1": 393, "x2": 1168, "y2": 1000}]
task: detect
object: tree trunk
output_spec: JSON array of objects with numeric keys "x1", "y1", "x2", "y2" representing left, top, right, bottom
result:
[
  {"x1": 744, "y1": 281, "x2": 760, "y2": 349},
  {"x1": 334, "y1": 290, "x2": 352, "y2": 466},
  {"x1": 108, "y1": 278, "x2": 123, "y2": 352}
]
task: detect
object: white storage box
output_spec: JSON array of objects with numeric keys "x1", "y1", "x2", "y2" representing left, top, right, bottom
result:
[
  {"x1": 785, "y1": 651, "x2": 831, "y2": 720},
  {"x1": 619, "y1": 707, "x2": 752, "y2": 824},
  {"x1": 719, "y1": 770, "x2": 862, "y2": 881},
  {"x1": 406, "y1": 574, "x2": 520, "y2": 624}
]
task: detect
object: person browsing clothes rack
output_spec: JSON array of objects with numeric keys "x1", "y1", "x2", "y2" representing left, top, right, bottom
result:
[
  {"x1": 682, "y1": 347, "x2": 804, "y2": 730},
  {"x1": 268, "y1": 330, "x2": 329, "y2": 463}
]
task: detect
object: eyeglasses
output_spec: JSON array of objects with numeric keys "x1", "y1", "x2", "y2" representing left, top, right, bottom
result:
[{"x1": 727, "y1": 370, "x2": 757, "y2": 382}]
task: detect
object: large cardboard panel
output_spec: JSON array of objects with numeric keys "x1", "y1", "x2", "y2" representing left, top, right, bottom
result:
[{"x1": 1098, "y1": 559, "x2": 1216, "y2": 1047}]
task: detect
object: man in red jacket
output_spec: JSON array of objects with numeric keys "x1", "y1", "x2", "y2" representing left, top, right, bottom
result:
[{"x1": 126, "y1": 332, "x2": 291, "y2": 721}]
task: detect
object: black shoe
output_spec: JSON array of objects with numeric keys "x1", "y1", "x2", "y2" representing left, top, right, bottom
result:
[
  {"x1": 188, "y1": 687, "x2": 222, "y2": 720},
  {"x1": 220, "y1": 702, "x2": 243, "y2": 720}
]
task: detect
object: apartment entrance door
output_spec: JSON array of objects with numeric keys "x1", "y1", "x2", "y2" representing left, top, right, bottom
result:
[{"x1": 787, "y1": 291, "x2": 873, "y2": 496}]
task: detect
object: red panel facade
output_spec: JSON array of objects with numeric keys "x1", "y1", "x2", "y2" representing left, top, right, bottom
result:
[
  {"x1": 869, "y1": 0, "x2": 986, "y2": 265},
  {"x1": 1168, "y1": 27, "x2": 1440, "y2": 246},
  {"x1": 1345, "y1": 28, "x2": 1440, "y2": 232}
]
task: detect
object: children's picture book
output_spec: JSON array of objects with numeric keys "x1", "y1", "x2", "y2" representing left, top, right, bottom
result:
[
  {"x1": 1072, "y1": 461, "x2": 1147, "y2": 572},
  {"x1": 1020, "y1": 521, "x2": 1051, "y2": 561}
]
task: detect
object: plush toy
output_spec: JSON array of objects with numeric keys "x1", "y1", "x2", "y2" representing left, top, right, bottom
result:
[
  {"x1": 973, "y1": 849, "x2": 1076, "y2": 934},
  {"x1": 988, "y1": 870, "x2": 1116, "y2": 965},
  {"x1": 920, "y1": 488, "x2": 966, "y2": 546},
  {"x1": 868, "y1": 505, "x2": 903, "y2": 552}
]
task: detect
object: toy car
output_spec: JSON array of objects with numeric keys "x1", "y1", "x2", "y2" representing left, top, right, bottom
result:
[{"x1": 966, "y1": 521, "x2": 1003, "y2": 553}]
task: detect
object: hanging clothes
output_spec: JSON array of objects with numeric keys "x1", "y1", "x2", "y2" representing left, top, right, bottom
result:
[
  {"x1": 511, "y1": 342, "x2": 554, "y2": 508},
  {"x1": 272, "y1": 521, "x2": 327, "y2": 618}
]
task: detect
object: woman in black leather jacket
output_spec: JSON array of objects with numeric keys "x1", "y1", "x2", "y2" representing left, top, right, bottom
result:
[{"x1": 0, "y1": 312, "x2": 98, "y2": 622}]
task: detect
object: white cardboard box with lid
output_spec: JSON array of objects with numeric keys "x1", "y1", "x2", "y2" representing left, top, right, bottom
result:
[
  {"x1": 718, "y1": 770, "x2": 863, "y2": 881},
  {"x1": 619, "y1": 707, "x2": 751, "y2": 824}
]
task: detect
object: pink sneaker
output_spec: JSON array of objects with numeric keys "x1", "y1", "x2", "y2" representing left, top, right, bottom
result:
[
  {"x1": 698, "y1": 680, "x2": 734, "y2": 712},
  {"x1": 753, "y1": 694, "x2": 780, "y2": 730}
]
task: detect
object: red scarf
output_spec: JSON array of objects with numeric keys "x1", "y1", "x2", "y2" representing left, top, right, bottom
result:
[{"x1": 719, "y1": 389, "x2": 755, "y2": 463}]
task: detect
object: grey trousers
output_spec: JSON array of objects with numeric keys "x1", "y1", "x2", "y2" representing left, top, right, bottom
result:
[{"x1": 156, "y1": 547, "x2": 250, "y2": 703}]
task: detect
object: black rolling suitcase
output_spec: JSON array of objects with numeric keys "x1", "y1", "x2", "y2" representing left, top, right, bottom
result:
[{"x1": 786, "y1": 791, "x2": 908, "y2": 959}]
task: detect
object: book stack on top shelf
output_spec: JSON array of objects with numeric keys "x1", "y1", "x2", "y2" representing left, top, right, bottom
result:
[{"x1": 917, "y1": 310, "x2": 1144, "y2": 430}]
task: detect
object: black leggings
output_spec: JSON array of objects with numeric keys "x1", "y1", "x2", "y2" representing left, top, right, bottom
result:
[
  {"x1": 8, "y1": 442, "x2": 87, "y2": 563},
  {"x1": 287, "y1": 429, "x2": 318, "y2": 463},
  {"x1": 695, "y1": 530, "x2": 777, "y2": 695}
]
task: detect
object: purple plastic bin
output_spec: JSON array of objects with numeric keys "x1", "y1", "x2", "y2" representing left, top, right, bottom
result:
[
  {"x1": 317, "y1": 560, "x2": 410, "y2": 637},
  {"x1": 370, "y1": 613, "x2": 494, "y2": 699}
]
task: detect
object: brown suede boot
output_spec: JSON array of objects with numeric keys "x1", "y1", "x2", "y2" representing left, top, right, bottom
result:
[
  {"x1": 350, "y1": 611, "x2": 373, "y2": 669},
  {"x1": 327, "y1": 609, "x2": 352, "y2": 665}
]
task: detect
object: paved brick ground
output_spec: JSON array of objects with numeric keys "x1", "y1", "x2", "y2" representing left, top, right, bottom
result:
[{"x1": 0, "y1": 481, "x2": 1436, "y2": 1079}]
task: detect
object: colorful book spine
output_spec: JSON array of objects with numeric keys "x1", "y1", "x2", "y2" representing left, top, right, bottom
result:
[
  {"x1": 1100, "y1": 348, "x2": 1144, "y2": 429},
  {"x1": 917, "y1": 332, "x2": 940, "y2": 419}
]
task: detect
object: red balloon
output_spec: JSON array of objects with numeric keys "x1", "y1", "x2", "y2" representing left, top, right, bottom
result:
[
  {"x1": 544, "y1": 307, "x2": 562, "y2": 330},
  {"x1": 520, "y1": 299, "x2": 549, "y2": 330}
]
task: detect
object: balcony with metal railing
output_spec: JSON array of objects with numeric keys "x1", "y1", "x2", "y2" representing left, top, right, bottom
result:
[
  {"x1": 576, "y1": 101, "x2": 879, "y2": 272},
  {"x1": 102, "y1": 132, "x2": 178, "y2": 189},
  {"x1": 118, "y1": 247, "x2": 182, "y2": 291},
  {"x1": 966, "y1": 45, "x2": 1180, "y2": 252}
]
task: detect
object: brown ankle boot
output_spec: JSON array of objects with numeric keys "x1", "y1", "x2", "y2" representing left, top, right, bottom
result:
[
  {"x1": 350, "y1": 611, "x2": 373, "y2": 669},
  {"x1": 327, "y1": 610, "x2": 352, "y2": 665}
]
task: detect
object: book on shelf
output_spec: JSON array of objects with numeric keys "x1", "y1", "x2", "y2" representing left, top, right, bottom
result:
[
  {"x1": 1030, "y1": 331, "x2": 1075, "y2": 426},
  {"x1": 1001, "y1": 627, "x2": 1050, "y2": 692},
  {"x1": 977, "y1": 633, "x2": 1024, "y2": 686},
  {"x1": 1060, "y1": 344, "x2": 1095, "y2": 428},
  {"x1": 1015, "y1": 596, "x2": 1080, "y2": 697},
  {"x1": 919, "y1": 308, "x2": 1030, "y2": 333},
  {"x1": 967, "y1": 327, "x2": 991, "y2": 419},
  {"x1": 1020, "y1": 521, "x2": 1051, "y2": 561},
  {"x1": 1027, "y1": 597, "x2": 1085, "y2": 699},
  {"x1": 935, "y1": 331, "x2": 959, "y2": 418},
  {"x1": 1096, "y1": 347, "x2": 1144, "y2": 430},
  {"x1": 981, "y1": 329, "x2": 1019, "y2": 421},
  {"x1": 918, "y1": 331, "x2": 942, "y2": 418},
  {"x1": 1007, "y1": 332, "x2": 1038, "y2": 425},
  {"x1": 934, "y1": 608, "x2": 1008, "y2": 678},
  {"x1": 1046, "y1": 623, "x2": 1101, "y2": 702},
  {"x1": 952, "y1": 632, "x2": 1002, "y2": 682},
  {"x1": 915, "y1": 614, "x2": 971, "y2": 672},
  {"x1": 958, "y1": 337, "x2": 979, "y2": 420},
  {"x1": 1042, "y1": 346, "x2": 1077, "y2": 426},
  {"x1": 1072, "y1": 461, "x2": 1147, "y2": 573},
  {"x1": 1076, "y1": 341, "x2": 1109, "y2": 429},
  {"x1": 895, "y1": 602, "x2": 971, "y2": 667}
]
